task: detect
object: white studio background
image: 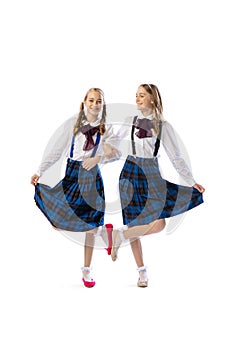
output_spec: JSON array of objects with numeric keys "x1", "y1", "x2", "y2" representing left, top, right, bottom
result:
[{"x1": 0, "y1": 1, "x2": 232, "y2": 350}]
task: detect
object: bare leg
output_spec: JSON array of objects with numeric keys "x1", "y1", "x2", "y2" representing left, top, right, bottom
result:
[
  {"x1": 111, "y1": 219, "x2": 165, "y2": 262},
  {"x1": 124, "y1": 218, "x2": 166, "y2": 240},
  {"x1": 84, "y1": 231, "x2": 95, "y2": 267},
  {"x1": 81, "y1": 231, "x2": 96, "y2": 286},
  {"x1": 130, "y1": 238, "x2": 144, "y2": 267},
  {"x1": 130, "y1": 238, "x2": 149, "y2": 287},
  {"x1": 127, "y1": 220, "x2": 166, "y2": 286}
]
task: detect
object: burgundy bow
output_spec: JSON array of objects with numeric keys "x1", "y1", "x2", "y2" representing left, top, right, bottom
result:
[
  {"x1": 80, "y1": 124, "x2": 100, "y2": 151},
  {"x1": 135, "y1": 118, "x2": 154, "y2": 138}
]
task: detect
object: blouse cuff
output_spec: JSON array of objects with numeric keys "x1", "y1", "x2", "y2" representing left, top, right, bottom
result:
[{"x1": 36, "y1": 169, "x2": 41, "y2": 177}]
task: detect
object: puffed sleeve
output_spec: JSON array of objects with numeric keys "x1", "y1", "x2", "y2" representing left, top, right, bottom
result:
[
  {"x1": 161, "y1": 121, "x2": 196, "y2": 186},
  {"x1": 115, "y1": 115, "x2": 133, "y2": 140},
  {"x1": 36, "y1": 115, "x2": 76, "y2": 176},
  {"x1": 102, "y1": 123, "x2": 120, "y2": 147}
]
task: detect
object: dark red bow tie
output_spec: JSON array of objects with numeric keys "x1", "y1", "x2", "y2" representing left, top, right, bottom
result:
[
  {"x1": 80, "y1": 124, "x2": 100, "y2": 151},
  {"x1": 135, "y1": 118, "x2": 154, "y2": 138}
]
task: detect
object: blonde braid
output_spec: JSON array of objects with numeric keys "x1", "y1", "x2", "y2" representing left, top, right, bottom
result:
[
  {"x1": 73, "y1": 102, "x2": 85, "y2": 136},
  {"x1": 99, "y1": 103, "x2": 106, "y2": 135}
]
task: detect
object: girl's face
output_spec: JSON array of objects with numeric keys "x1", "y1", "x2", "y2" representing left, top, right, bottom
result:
[
  {"x1": 136, "y1": 86, "x2": 153, "y2": 115},
  {"x1": 84, "y1": 91, "x2": 103, "y2": 118}
]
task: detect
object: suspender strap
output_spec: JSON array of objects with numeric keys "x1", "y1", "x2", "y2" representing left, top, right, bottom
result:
[
  {"x1": 153, "y1": 121, "x2": 162, "y2": 157},
  {"x1": 70, "y1": 136, "x2": 75, "y2": 158},
  {"x1": 131, "y1": 116, "x2": 137, "y2": 156},
  {"x1": 69, "y1": 131, "x2": 101, "y2": 158}
]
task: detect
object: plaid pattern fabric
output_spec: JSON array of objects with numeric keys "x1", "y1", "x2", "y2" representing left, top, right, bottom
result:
[
  {"x1": 119, "y1": 155, "x2": 203, "y2": 227},
  {"x1": 34, "y1": 158, "x2": 105, "y2": 231}
]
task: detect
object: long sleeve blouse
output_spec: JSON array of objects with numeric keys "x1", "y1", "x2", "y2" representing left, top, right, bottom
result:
[
  {"x1": 116, "y1": 114, "x2": 196, "y2": 186},
  {"x1": 36, "y1": 114, "x2": 119, "y2": 177}
]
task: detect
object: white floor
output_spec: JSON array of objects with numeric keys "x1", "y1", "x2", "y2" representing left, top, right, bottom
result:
[{"x1": 1, "y1": 188, "x2": 232, "y2": 350}]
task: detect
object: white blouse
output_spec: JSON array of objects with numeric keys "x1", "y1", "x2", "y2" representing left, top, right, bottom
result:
[
  {"x1": 116, "y1": 114, "x2": 196, "y2": 186},
  {"x1": 36, "y1": 114, "x2": 119, "y2": 176}
]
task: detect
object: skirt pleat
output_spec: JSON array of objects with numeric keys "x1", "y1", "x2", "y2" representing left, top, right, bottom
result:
[
  {"x1": 119, "y1": 155, "x2": 203, "y2": 227},
  {"x1": 34, "y1": 158, "x2": 105, "y2": 231}
]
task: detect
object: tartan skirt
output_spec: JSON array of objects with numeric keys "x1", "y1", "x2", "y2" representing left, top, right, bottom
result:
[
  {"x1": 119, "y1": 155, "x2": 203, "y2": 227},
  {"x1": 34, "y1": 158, "x2": 105, "y2": 231}
]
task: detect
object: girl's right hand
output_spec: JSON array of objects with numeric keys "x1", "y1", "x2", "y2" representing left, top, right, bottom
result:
[{"x1": 31, "y1": 174, "x2": 40, "y2": 186}]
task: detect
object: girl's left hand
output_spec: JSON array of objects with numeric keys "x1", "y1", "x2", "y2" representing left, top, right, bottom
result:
[
  {"x1": 82, "y1": 157, "x2": 100, "y2": 171},
  {"x1": 193, "y1": 183, "x2": 205, "y2": 193},
  {"x1": 31, "y1": 174, "x2": 40, "y2": 186}
]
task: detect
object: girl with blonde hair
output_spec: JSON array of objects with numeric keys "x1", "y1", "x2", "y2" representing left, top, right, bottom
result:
[
  {"x1": 111, "y1": 83, "x2": 205, "y2": 287},
  {"x1": 31, "y1": 88, "x2": 118, "y2": 287}
]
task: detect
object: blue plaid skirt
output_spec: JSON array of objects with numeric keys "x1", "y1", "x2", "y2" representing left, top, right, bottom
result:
[
  {"x1": 34, "y1": 158, "x2": 105, "y2": 231},
  {"x1": 119, "y1": 155, "x2": 203, "y2": 227}
]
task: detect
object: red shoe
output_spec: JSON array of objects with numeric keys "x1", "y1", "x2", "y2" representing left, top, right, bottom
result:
[
  {"x1": 81, "y1": 267, "x2": 96, "y2": 288},
  {"x1": 105, "y1": 223, "x2": 113, "y2": 255},
  {"x1": 82, "y1": 278, "x2": 96, "y2": 288}
]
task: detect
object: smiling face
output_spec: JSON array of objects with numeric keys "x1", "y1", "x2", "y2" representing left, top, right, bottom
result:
[
  {"x1": 84, "y1": 90, "x2": 103, "y2": 119},
  {"x1": 136, "y1": 86, "x2": 154, "y2": 116}
]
